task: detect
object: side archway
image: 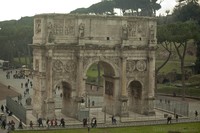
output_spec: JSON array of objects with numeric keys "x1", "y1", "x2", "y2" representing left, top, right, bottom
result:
[{"x1": 128, "y1": 80, "x2": 143, "y2": 114}]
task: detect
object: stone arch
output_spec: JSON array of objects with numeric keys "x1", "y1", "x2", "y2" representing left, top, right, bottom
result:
[
  {"x1": 127, "y1": 80, "x2": 143, "y2": 114},
  {"x1": 53, "y1": 80, "x2": 74, "y2": 116},
  {"x1": 83, "y1": 58, "x2": 119, "y2": 78},
  {"x1": 84, "y1": 59, "x2": 120, "y2": 115},
  {"x1": 62, "y1": 81, "x2": 72, "y2": 101}
]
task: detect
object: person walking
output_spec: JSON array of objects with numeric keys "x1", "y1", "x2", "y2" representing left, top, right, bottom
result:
[
  {"x1": 38, "y1": 118, "x2": 43, "y2": 127},
  {"x1": 195, "y1": 110, "x2": 198, "y2": 120},
  {"x1": 21, "y1": 83, "x2": 23, "y2": 88},
  {"x1": 46, "y1": 119, "x2": 50, "y2": 128},
  {"x1": 1, "y1": 105, "x2": 4, "y2": 112},
  {"x1": 1, "y1": 119, "x2": 6, "y2": 129},
  {"x1": 29, "y1": 121, "x2": 33, "y2": 129},
  {"x1": 18, "y1": 119, "x2": 23, "y2": 129},
  {"x1": 175, "y1": 114, "x2": 179, "y2": 122}
]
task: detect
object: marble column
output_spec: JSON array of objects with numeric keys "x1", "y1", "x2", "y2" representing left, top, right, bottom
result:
[
  {"x1": 120, "y1": 57, "x2": 129, "y2": 116},
  {"x1": 144, "y1": 50, "x2": 155, "y2": 115},
  {"x1": 44, "y1": 48, "x2": 55, "y2": 119}
]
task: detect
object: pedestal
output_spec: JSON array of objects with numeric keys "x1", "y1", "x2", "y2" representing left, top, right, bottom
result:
[
  {"x1": 144, "y1": 97, "x2": 155, "y2": 116},
  {"x1": 120, "y1": 96, "x2": 129, "y2": 117},
  {"x1": 44, "y1": 98, "x2": 55, "y2": 119}
]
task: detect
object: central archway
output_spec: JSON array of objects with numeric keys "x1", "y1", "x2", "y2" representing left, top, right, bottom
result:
[{"x1": 84, "y1": 60, "x2": 120, "y2": 116}]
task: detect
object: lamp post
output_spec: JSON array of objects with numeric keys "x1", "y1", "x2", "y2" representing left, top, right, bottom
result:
[{"x1": 88, "y1": 95, "x2": 90, "y2": 124}]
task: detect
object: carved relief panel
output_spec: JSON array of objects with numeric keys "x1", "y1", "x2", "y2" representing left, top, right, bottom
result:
[
  {"x1": 53, "y1": 19, "x2": 64, "y2": 35},
  {"x1": 126, "y1": 60, "x2": 136, "y2": 74},
  {"x1": 65, "y1": 19, "x2": 75, "y2": 36},
  {"x1": 50, "y1": 19, "x2": 76, "y2": 36},
  {"x1": 127, "y1": 21, "x2": 137, "y2": 37},
  {"x1": 35, "y1": 19, "x2": 42, "y2": 34},
  {"x1": 52, "y1": 60, "x2": 63, "y2": 73},
  {"x1": 127, "y1": 21, "x2": 147, "y2": 38},
  {"x1": 52, "y1": 59, "x2": 77, "y2": 80},
  {"x1": 136, "y1": 60, "x2": 147, "y2": 71}
]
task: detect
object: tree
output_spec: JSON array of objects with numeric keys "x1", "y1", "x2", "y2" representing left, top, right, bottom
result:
[
  {"x1": 155, "y1": 24, "x2": 173, "y2": 93},
  {"x1": 88, "y1": 0, "x2": 116, "y2": 15},
  {"x1": 173, "y1": 0, "x2": 200, "y2": 74},
  {"x1": 70, "y1": 0, "x2": 161, "y2": 17},
  {"x1": 70, "y1": 8, "x2": 89, "y2": 14},
  {"x1": 165, "y1": 21, "x2": 200, "y2": 100},
  {"x1": 0, "y1": 17, "x2": 33, "y2": 66},
  {"x1": 70, "y1": 0, "x2": 116, "y2": 15}
]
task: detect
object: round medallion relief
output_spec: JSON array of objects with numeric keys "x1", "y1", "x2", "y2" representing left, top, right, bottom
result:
[
  {"x1": 53, "y1": 60, "x2": 63, "y2": 73},
  {"x1": 136, "y1": 60, "x2": 146, "y2": 71},
  {"x1": 127, "y1": 60, "x2": 136, "y2": 73}
]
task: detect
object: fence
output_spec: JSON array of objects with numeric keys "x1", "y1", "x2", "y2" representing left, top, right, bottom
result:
[
  {"x1": 6, "y1": 96, "x2": 27, "y2": 124},
  {"x1": 155, "y1": 96, "x2": 189, "y2": 117}
]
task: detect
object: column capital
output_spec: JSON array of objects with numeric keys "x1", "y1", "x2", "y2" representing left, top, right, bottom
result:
[{"x1": 119, "y1": 96, "x2": 128, "y2": 102}]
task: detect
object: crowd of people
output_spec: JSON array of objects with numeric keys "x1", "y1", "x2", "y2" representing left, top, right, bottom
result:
[
  {"x1": 37, "y1": 117, "x2": 65, "y2": 128},
  {"x1": 6, "y1": 70, "x2": 27, "y2": 79}
]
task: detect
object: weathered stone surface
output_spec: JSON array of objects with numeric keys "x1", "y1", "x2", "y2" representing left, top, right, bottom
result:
[{"x1": 31, "y1": 14, "x2": 157, "y2": 119}]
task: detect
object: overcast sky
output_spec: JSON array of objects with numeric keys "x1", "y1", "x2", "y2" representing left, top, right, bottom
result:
[{"x1": 0, "y1": 0, "x2": 177, "y2": 22}]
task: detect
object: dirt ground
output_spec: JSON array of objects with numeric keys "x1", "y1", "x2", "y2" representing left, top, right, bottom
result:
[{"x1": 0, "y1": 82, "x2": 19, "y2": 101}]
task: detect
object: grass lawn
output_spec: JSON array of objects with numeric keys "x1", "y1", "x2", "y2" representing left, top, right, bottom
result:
[{"x1": 13, "y1": 122, "x2": 200, "y2": 133}]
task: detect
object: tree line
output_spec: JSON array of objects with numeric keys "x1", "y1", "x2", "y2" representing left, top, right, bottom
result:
[
  {"x1": 70, "y1": 0, "x2": 162, "y2": 16},
  {"x1": 0, "y1": 17, "x2": 33, "y2": 67}
]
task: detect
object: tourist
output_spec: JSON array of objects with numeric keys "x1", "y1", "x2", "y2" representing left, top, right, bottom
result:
[
  {"x1": 46, "y1": 118, "x2": 50, "y2": 128},
  {"x1": 37, "y1": 118, "x2": 43, "y2": 127},
  {"x1": 29, "y1": 121, "x2": 33, "y2": 129},
  {"x1": 175, "y1": 114, "x2": 179, "y2": 122},
  {"x1": 195, "y1": 110, "x2": 198, "y2": 120},
  {"x1": 25, "y1": 82, "x2": 28, "y2": 88},
  {"x1": 1, "y1": 105, "x2": 4, "y2": 112},
  {"x1": 167, "y1": 115, "x2": 172, "y2": 124},
  {"x1": 60, "y1": 118, "x2": 65, "y2": 127},
  {"x1": 111, "y1": 116, "x2": 117, "y2": 124},
  {"x1": 1, "y1": 119, "x2": 6, "y2": 129},
  {"x1": 7, "y1": 121, "x2": 12, "y2": 133},
  {"x1": 30, "y1": 81, "x2": 33, "y2": 88},
  {"x1": 5, "y1": 106, "x2": 9, "y2": 113},
  {"x1": 83, "y1": 118, "x2": 87, "y2": 127},
  {"x1": 11, "y1": 120, "x2": 15, "y2": 130},
  {"x1": 50, "y1": 119, "x2": 54, "y2": 127},
  {"x1": 54, "y1": 119, "x2": 58, "y2": 126},
  {"x1": 91, "y1": 117, "x2": 97, "y2": 128},
  {"x1": 87, "y1": 125, "x2": 90, "y2": 133},
  {"x1": 24, "y1": 91, "x2": 26, "y2": 97},
  {"x1": 18, "y1": 119, "x2": 23, "y2": 129},
  {"x1": 21, "y1": 83, "x2": 23, "y2": 88}
]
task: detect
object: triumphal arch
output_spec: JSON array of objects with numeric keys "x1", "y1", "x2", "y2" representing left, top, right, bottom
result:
[{"x1": 31, "y1": 14, "x2": 157, "y2": 119}]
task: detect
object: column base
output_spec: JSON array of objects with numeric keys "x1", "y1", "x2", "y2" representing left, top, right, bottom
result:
[
  {"x1": 44, "y1": 98, "x2": 55, "y2": 119},
  {"x1": 119, "y1": 96, "x2": 129, "y2": 117}
]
